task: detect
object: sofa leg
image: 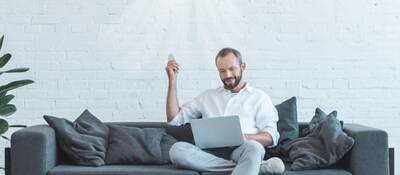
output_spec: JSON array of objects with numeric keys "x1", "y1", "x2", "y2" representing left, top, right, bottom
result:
[
  {"x1": 389, "y1": 147, "x2": 394, "y2": 175},
  {"x1": 2, "y1": 147, "x2": 10, "y2": 175}
]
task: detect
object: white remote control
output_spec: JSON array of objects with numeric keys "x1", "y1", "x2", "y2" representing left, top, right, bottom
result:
[{"x1": 168, "y1": 53, "x2": 175, "y2": 61}]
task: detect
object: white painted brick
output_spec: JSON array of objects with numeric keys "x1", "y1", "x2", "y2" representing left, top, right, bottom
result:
[
  {"x1": 36, "y1": 71, "x2": 64, "y2": 80},
  {"x1": 333, "y1": 79, "x2": 349, "y2": 89},
  {"x1": 317, "y1": 80, "x2": 333, "y2": 89},
  {"x1": 111, "y1": 61, "x2": 141, "y2": 71},
  {"x1": 47, "y1": 90, "x2": 79, "y2": 99},
  {"x1": 15, "y1": 89, "x2": 47, "y2": 100},
  {"x1": 65, "y1": 71, "x2": 96, "y2": 80},
  {"x1": 3, "y1": 15, "x2": 31, "y2": 24},
  {"x1": 93, "y1": 15, "x2": 123, "y2": 24},
  {"x1": 32, "y1": 15, "x2": 60, "y2": 24},
  {"x1": 79, "y1": 90, "x2": 108, "y2": 99},
  {"x1": 87, "y1": 99, "x2": 116, "y2": 108},
  {"x1": 115, "y1": 99, "x2": 139, "y2": 109},
  {"x1": 58, "y1": 80, "x2": 88, "y2": 90},
  {"x1": 88, "y1": 80, "x2": 106, "y2": 90},
  {"x1": 108, "y1": 90, "x2": 138, "y2": 100},
  {"x1": 41, "y1": 80, "x2": 58, "y2": 89},
  {"x1": 25, "y1": 99, "x2": 55, "y2": 110},
  {"x1": 182, "y1": 80, "x2": 198, "y2": 90},
  {"x1": 71, "y1": 24, "x2": 100, "y2": 33},
  {"x1": 55, "y1": 99, "x2": 87, "y2": 109},
  {"x1": 61, "y1": 15, "x2": 93, "y2": 24},
  {"x1": 301, "y1": 80, "x2": 318, "y2": 89}
]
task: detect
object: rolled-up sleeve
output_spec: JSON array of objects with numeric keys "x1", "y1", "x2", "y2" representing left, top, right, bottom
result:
[
  {"x1": 255, "y1": 95, "x2": 280, "y2": 148},
  {"x1": 168, "y1": 96, "x2": 202, "y2": 126}
]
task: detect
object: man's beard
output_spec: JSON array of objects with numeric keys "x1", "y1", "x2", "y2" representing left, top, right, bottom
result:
[{"x1": 222, "y1": 71, "x2": 243, "y2": 90}]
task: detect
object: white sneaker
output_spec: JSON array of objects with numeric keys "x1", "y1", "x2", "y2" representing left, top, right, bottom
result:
[{"x1": 260, "y1": 157, "x2": 285, "y2": 175}]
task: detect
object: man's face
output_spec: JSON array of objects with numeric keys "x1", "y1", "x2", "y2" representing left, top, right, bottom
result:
[{"x1": 216, "y1": 53, "x2": 245, "y2": 90}]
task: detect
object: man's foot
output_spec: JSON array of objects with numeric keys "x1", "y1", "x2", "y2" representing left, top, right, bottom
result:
[{"x1": 260, "y1": 157, "x2": 285, "y2": 175}]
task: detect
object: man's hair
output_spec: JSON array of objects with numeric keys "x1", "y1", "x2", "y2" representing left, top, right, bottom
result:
[{"x1": 215, "y1": 47, "x2": 243, "y2": 65}]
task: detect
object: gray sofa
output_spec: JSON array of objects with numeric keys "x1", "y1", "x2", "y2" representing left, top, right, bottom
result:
[{"x1": 10, "y1": 122, "x2": 389, "y2": 175}]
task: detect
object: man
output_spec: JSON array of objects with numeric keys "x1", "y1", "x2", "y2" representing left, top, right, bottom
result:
[{"x1": 165, "y1": 48, "x2": 285, "y2": 175}]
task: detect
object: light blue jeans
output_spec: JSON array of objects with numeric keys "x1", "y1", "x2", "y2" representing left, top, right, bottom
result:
[{"x1": 169, "y1": 140, "x2": 265, "y2": 175}]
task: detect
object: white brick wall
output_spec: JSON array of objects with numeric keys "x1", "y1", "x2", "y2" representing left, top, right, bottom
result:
[{"x1": 1, "y1": 0, "x2": 400, "y2": 173}]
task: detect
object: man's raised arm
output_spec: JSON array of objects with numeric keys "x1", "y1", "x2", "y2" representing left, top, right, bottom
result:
[{"x1": 165, "y1": 58, "x2": 180, "y2": 122}]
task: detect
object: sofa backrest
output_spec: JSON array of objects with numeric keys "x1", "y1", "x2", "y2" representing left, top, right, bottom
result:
[{"x1": 105, "y1": 122, "x2": 195, "y2": 144}]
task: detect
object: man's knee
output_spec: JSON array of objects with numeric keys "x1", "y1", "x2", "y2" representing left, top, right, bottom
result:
[
  {"x1": 242, "y1": 140, "x2": 266, "y2": 155},
  {"x1": 169, "y1": 142, "x2": 195, "y2": 166}
]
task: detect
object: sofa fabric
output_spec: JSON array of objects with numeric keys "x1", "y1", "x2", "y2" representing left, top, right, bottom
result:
[
  {"x1": 106, "y1": 124, "x2": 177, "y2": 165},
  {"x1": 201, "y1": 164, "x2": 352, "y2": 175},
  {"x1": 47, "y1": 165, "x2": 199, "y2": 175}
]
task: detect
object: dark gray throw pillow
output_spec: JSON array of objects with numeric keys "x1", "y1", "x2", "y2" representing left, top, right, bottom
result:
[
  {"x1": 106, "y1": 124, "x2": 177, "y2": 165},
  {"x1": 285, "y1": 111, "x2": 354, "y2": 170},
  {"x1": 275, "y1": 97, "x2": 298, "y2": 145},
  {"x1": 302, "y1": 108, "x2": 338, "y2": 136},
  {"x1": 43, "y1": 109, "x2": 109, "y2": 166}
]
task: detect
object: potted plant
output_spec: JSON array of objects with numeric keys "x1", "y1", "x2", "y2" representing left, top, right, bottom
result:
[{"x1": 0, "y1": 35, "x2": 34, "y2": 174}]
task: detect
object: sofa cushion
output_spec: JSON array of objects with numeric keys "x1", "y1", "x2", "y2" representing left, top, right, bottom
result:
[
  {"x1": 275, "y1": 97, "x2": 298, "y2": 145},
  {"x1": 302, "y1": 108, "x2": 338, "y2": 136},
  {"x1": 43, "y1": 109, "x2": 109, "y2": 166},
  {"x1": 281, "y1": 169, "x2": 351, "y2": 175},
  {"x1": 47, "y1": 165, "x2": 199, "y2": 175},
  {"x1": 281, "y1": 109, "x2": 354, "y2": 170},
  {"x1": 201, "y1": 169, "x2": 351, "y2": 175},
  {"x1": 265, "y1": 97, "x2": 298, "y2": 158},
  {"x1": 200, "y1": 163, "x2": 351, "y2": 175},
  {"x1": 106, "y1": 124, "x2": 177, "y2": 165}
]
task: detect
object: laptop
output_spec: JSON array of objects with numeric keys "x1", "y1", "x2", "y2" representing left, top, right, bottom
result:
[{"x1": 190, "y1": 115, "x2": 244, "y2": 149}]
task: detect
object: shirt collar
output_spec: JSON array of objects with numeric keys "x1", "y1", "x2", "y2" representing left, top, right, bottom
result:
[{"x1": 219, "y1": 81, "x2": 253, "y2": 94}]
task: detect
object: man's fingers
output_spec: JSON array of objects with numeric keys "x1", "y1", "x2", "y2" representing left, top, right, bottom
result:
[
  {"x1": 172, "y1": 67, "x2": 179, "y2": 72},
  {"x1": 168, "y1": 64, "x2": 180, "y2": 70},
  {"x1": 169, "y1": 62, "x2": 179, "y2": 67},
  {"x1": 168, "y1": 60, "x2": 177, "y2": 64},
  {"x1": 172, "y1": 64, "x2": 180, "y2": 70},
  {"x1": 171, "y1": 67, "x2": 179, "y2": 72},
  {"x1": 166, "y1": 65, "x2": 180, "y2": 73}
]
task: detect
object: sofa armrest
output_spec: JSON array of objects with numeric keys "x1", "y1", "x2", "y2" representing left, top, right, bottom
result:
[
  {"x1": 343, "y1": 123, "x2": 389, "y2": 175},
  {"x1": 11, "y1": 125, "x2": 57, "y2": 175}
]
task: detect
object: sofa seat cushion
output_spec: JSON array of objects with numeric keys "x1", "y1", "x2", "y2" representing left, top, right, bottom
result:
[
  {"x1": 200, "y1": 163, "x2": 351, "y2": 175},
  {"x1": 48, "y1": 164, "x2": 199, "y2": 175},
  {"x1": 201, "y1": 169, "x2": 351, "y2": 175}
]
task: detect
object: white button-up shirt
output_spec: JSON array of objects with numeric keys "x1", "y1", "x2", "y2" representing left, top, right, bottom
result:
[{"x1": 168, "y1": 83, "x2": 280, "y2": 147}]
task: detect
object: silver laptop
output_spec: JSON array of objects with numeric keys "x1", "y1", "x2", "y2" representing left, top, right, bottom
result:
[{"x1": 190, "y1": 115, "x2": 244, "y2": 149}]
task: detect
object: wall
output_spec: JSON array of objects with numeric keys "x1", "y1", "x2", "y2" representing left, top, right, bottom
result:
[{"x1": 0, "y1": 0, "x2": 399, "y2": 173}]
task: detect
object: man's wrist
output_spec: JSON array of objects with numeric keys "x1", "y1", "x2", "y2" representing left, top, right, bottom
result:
[
  {"x1": 168, "y1": 79, "x2": 177, "y2": 86},
  {"x1": 243, "y1": 134, "x2": 250, "y2": 141}
]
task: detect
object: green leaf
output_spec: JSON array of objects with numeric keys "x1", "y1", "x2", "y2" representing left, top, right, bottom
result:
[
  {"x1": 0, "y1": 104, "x2": 16, "y2": 116},
  {"x1": 0, "y1": 67, "x2": 30, "y2": 75},
  {"x1": 0, "y1": 35, "x2": 4, "y2": 51},
  {"x1": 0, "y1": 95, "x2": 14, "y2": 106},
  {"x1": 0, "y1": 92, "x2": 6, "y2": 97},
  {"x1": 1, "y1": 136, "x2": 9, "y2": 140},
  {"x1": 0, "y1": 53, "x2": 11, "y2": 68},
  {"x1": 0, "y1": 79, "x2": 34, "y2": 94},
  {"x1": 6, "y1": 67, "x2": 29, "y2": 73},
  {"x1": 0, "y1": 118, "x2": 9, "y2": 135}
]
